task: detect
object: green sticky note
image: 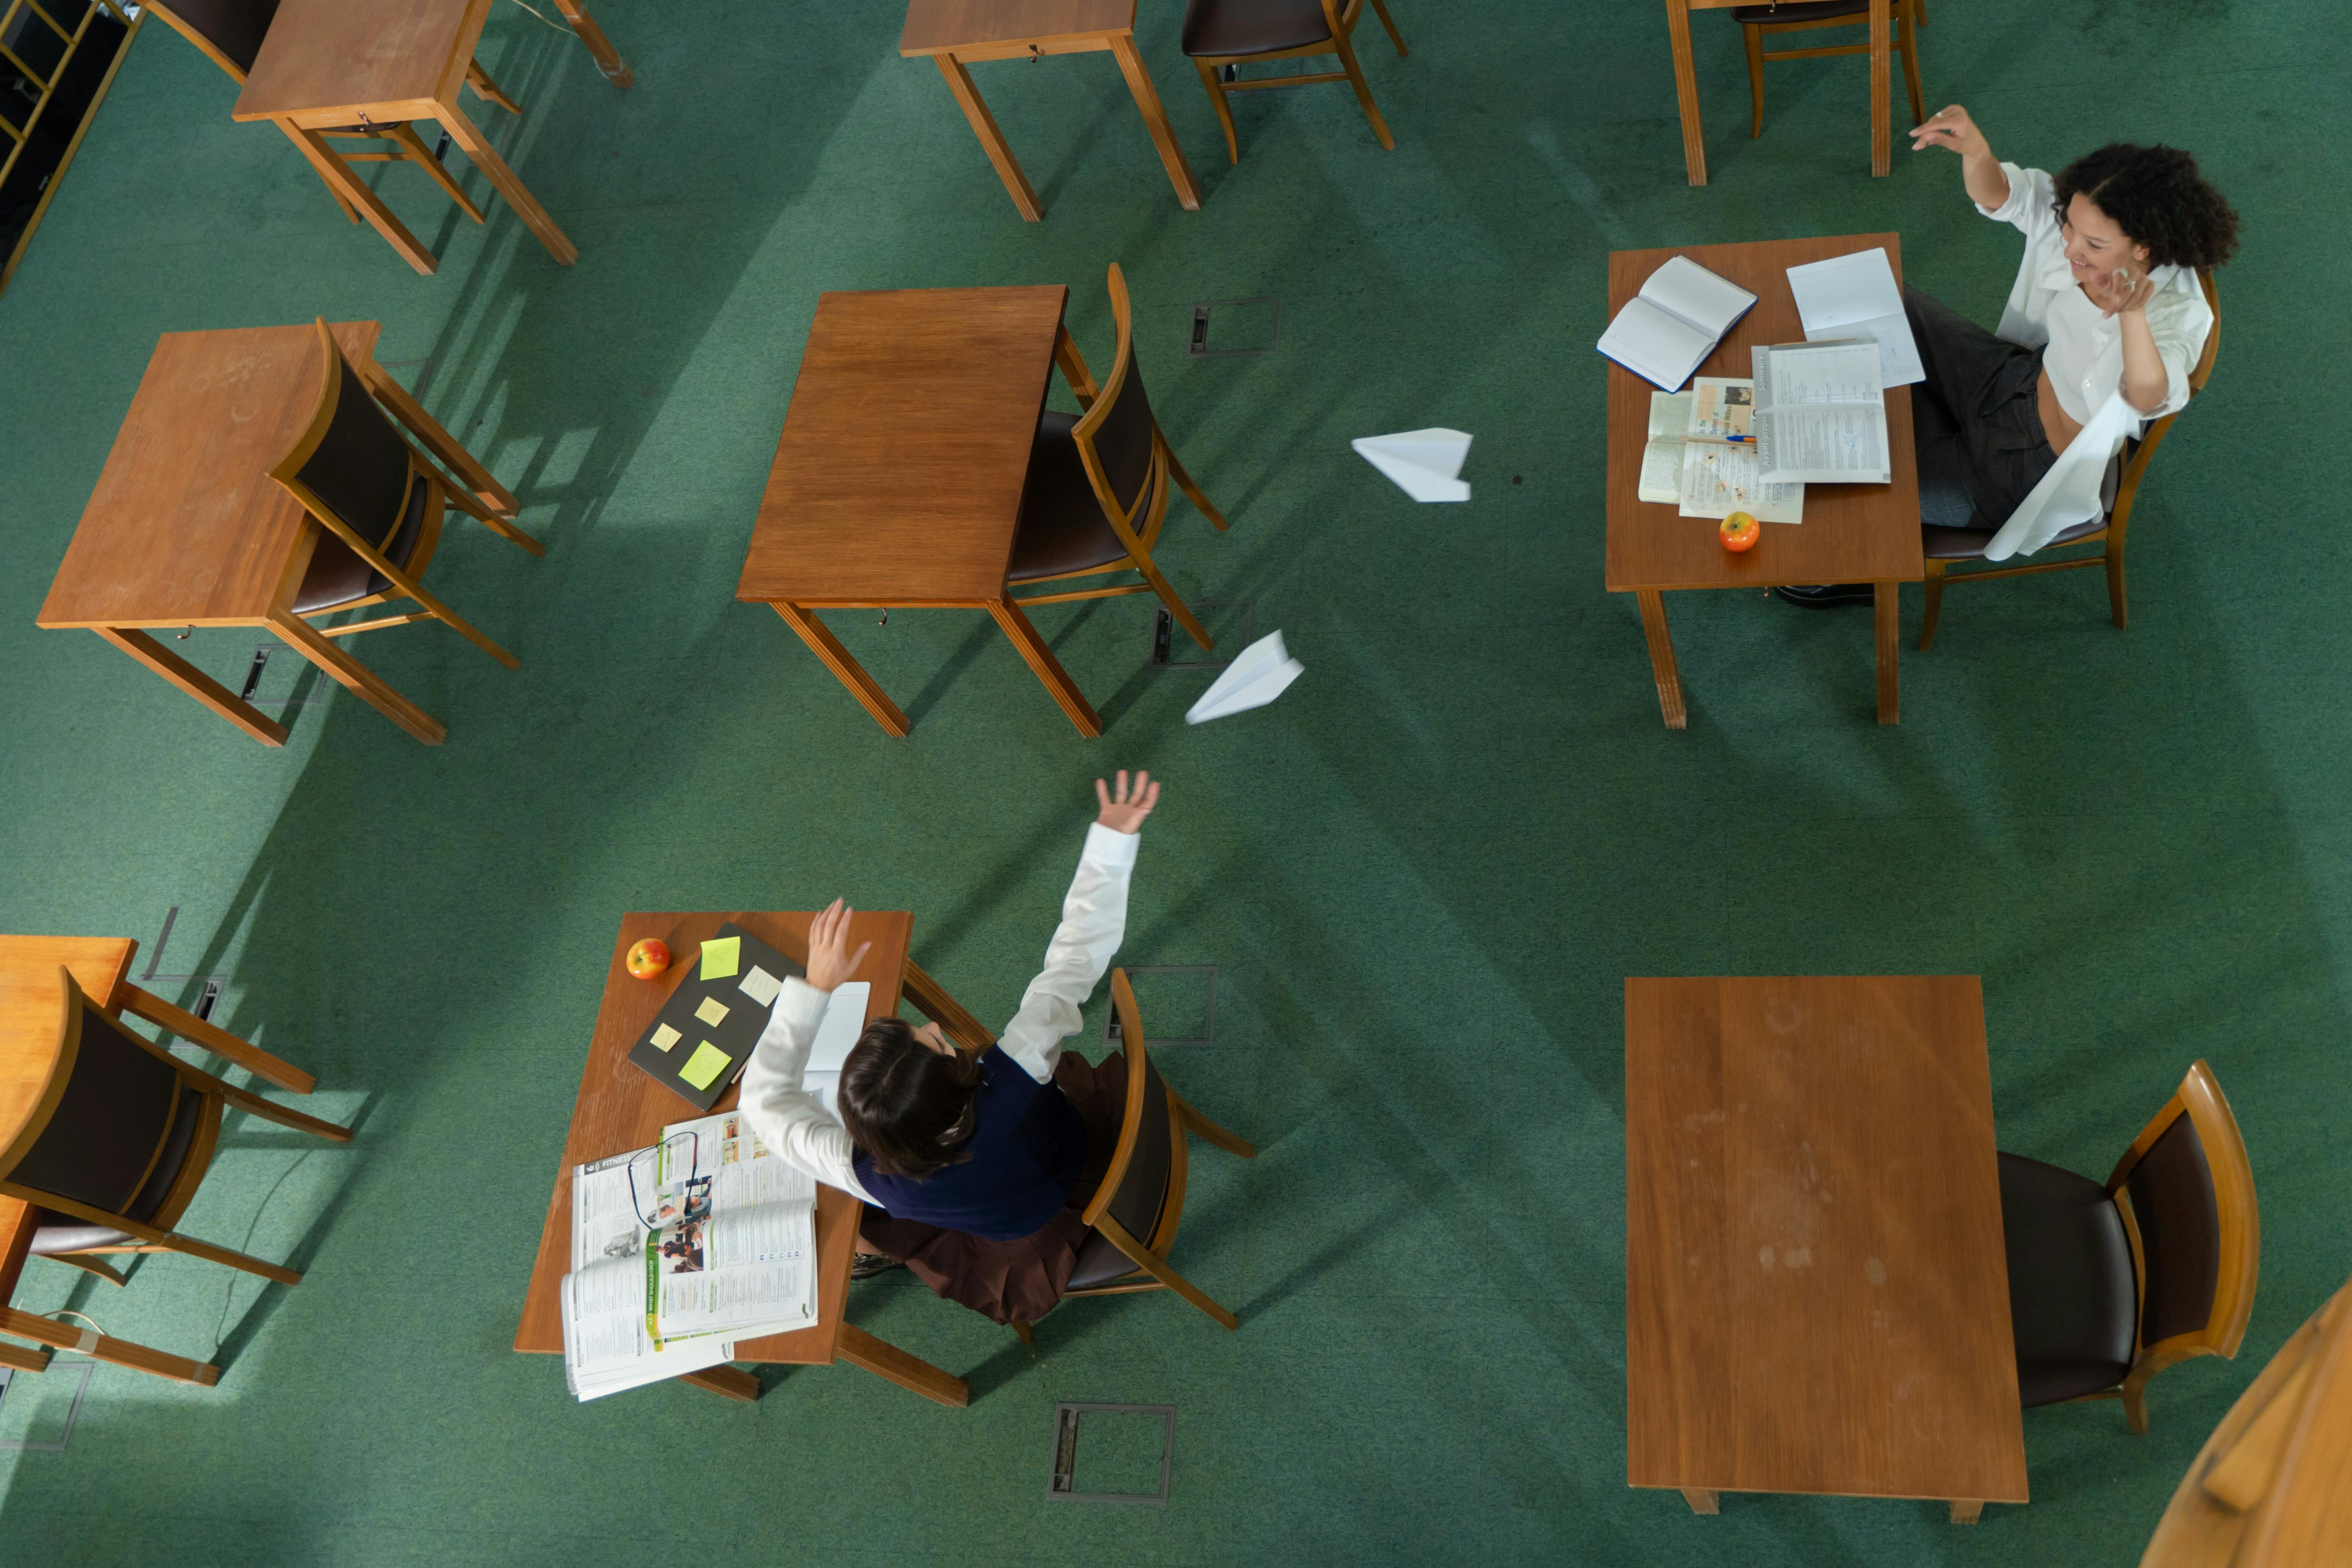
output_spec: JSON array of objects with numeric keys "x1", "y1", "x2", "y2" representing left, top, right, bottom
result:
[
  {"x1": 699, "y1": 936, "x2": 740, "y2": 981},
  {"x1": 679, "y1": 1042, "x2": 732, "y2": 1092}
]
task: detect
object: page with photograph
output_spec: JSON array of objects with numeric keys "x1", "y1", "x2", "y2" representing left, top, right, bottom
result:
[{"x1": 1676, "y1": 444, "x2": 1803, "y2": 525}]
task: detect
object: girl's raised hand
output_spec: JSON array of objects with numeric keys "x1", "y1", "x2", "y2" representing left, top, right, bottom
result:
[
  {"x1": 1093, "y1": 770, "x2": 1161, "y2": 835},
  {"x1": 804, "y1": 898, "x2": 872, "y2": 992}
]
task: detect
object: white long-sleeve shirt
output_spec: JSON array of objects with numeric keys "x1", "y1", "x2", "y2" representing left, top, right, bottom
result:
[
  {"x1": 736, "y1": 822, "x2": 1139, "y2": 1208},
  {"x1": 1973, "y1": 162, "x2": 2215, "y2": 561}
]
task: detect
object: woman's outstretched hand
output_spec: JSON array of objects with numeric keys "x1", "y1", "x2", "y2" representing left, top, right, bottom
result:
[
  {"x1": 2082, "y1": 266, "x2": 2159, "y2": 319},
  {"x1": 804, "y1": 898, "x2": 872, "y2": 992},
  {"x1": 1094, "y1": 770, "x2": 1160, "y2": 835},
  {"x1": 1909, "y1": 105, "x2": 1989, "y2": 160}
]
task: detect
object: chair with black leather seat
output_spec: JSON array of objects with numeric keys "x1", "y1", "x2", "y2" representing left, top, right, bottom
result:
[
  {"x1": 1, "y1": 968, "x2": 353, "y2": 1307},
  {"x1": 145, "y1": 0, "x2": 518, "y2": 226},
  {"x1": 1920, "y1": 270, "x2": 2220, "y2": 650},
  {"x1": 1998, "y1": 1058, "x2": 2258, "y2": 1434},
  {"x1": 1007, "y1": 264, "x2": 1230, "y2": 656},
  {"x1": 1008, "y1": 968, "x2": 1255, "y2": 1344},
  {"x1": 272, "y1": 318, "x2": 543, "y2": 670},
  {"x1": 1733, "y1": 0, "x2": 1925, "y2": 145},
  {"x1": 1182, "y1": 0, "x2": 1408, "y2": 163}
]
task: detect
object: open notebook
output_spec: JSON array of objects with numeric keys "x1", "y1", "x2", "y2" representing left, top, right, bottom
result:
[{"x1": 1598, "y1": 256, "x2": 1757, "y2": 392}]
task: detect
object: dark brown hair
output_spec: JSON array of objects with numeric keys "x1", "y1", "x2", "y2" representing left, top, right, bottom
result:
[
  {"x1": 2052, "y1": 144, "x2": 2240, "y2": 270},
  {"x1": 837, "y1": 1018, "x2": 981, "y2": 1180}
]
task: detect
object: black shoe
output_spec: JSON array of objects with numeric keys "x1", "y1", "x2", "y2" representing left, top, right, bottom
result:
[
  {"x1": 1772, "y1": 583, "x2": 1875, "y2": 609},
  {"x1": 851, "y1": 1252, "x2": 904, "y2": 1280}
]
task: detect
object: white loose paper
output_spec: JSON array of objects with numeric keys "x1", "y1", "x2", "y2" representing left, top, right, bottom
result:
[
  {"x1": 804, "y1": 982, "x2": 871, "y2": 1073},
  {"x1": 1186, "y1": 630, "x2": 1304, "y2": 725},
  {"x1": 1351, "y1": 428, "x2": 1472, "y2": 502}
]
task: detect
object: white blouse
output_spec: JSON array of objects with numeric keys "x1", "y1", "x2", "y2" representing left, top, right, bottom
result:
[
  {"x1": 1973, "y1": 163, "x2": 2216, "y2": 561},
  {"x1": 735, "y1": 822, "x2": 1140, "y2": 1208}
]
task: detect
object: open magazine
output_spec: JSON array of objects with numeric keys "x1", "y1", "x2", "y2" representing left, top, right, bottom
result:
[
  {"x1": 560, "y1": 1110, "x2": 818, "y2": 1401},
  {"x1": 1637, "y1": 378, "x2": 1803, "y2": 524},
  {"x1": 1751, "y1": 339, "x2": 1891, "y2": 484}
]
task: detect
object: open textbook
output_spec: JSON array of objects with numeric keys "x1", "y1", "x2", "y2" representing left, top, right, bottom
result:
[
  {"x1": 1598, "y1": 255, "x2": 1757, "y2": 392},
  {"x1": 1636, "y1": 379, "x2": 1803, "y2": 525},
  {"x1": 1785, "y1": 248, "x2": 1924, "y2": 386},
  {"x1": 1751, "y1": 339, "x2": 1891, "y2": 485},
  {"x1": 560, "y1": 1110, "x2": 818, "y2": 1401}
]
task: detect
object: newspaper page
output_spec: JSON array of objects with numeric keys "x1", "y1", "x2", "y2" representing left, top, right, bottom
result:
[{"x1": 1752, "y1": 340, "x2": 1890, "y2": 484}]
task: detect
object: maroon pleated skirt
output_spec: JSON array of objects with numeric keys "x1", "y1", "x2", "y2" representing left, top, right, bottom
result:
[{"x1": 855, "y1": 1050, "x2": 1129, "y2": 1326}]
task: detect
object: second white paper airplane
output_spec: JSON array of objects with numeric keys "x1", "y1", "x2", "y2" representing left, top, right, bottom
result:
[
  {"x1": 1352, "y1": 428, "x2": 1472, "y2": 502},
  {"x1": 1186, "y1": 630, "x2": 1304, "y2": 725}
]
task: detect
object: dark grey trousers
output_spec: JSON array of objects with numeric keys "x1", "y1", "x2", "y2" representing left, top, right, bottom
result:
[{"x1": 1904, "y1": 285, "x2": 2056, "y2": 533}]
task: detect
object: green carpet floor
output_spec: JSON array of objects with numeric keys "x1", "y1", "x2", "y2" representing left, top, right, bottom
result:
[{"x1": 0, "y1": 0, "x2": 2343, "y2": 1561}]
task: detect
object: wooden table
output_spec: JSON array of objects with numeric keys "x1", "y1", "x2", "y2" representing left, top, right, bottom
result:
[
  {"x1": 1605, "y1": 233, "x2": 1921, "y2": 727},
  {"x1": 515, "y1": 911, "x2": 999, "y2": 1407},
  {"x1": 739, "y1": 285, "x2": 1105, "y2": 738},
  {"x1": 1625, "y1": 975, "x2": 2028, "y2": 1522},
  {"x1": 900, "y1": 0, "x2": 1201, "y2": 221},
  {"x1": 37, "y1": 322, "x2": 520, "y2": 748},
  {"x1": 2141, "y1": 1274, "x2": 2352, "y2": 1568},
  {"x1": 1664, "y1": 0, "x2": 1893, "y2": 184},
  {"x1": 0, "y1": 935, "x2": 327, "y2": 1387},
  {"x1": 229, "y1": 0, "x2": 622, "y2": 274}
]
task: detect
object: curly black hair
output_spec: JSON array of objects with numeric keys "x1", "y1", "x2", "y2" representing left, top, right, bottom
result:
[{"x1": 2052, "y1": 144, "x2": 2240, "y2": 270}]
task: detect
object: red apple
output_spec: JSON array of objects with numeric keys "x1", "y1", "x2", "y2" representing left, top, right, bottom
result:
[
  {"x1": 1719, "y1": 511, "x2": 1760, "y2": 553},
  {"x1": 626, "y1": 938, "x2": 670, "y2": 980}
]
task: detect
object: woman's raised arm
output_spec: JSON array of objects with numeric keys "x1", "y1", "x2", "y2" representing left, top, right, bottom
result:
[{"x1": 1911, "y1": 105, "x2": 2010, "y2": 211}]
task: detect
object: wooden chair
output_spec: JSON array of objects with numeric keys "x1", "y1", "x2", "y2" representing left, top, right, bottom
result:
[
  {"x1": 1920, "y1": 269, "x2": 2220, "y2": 650},
  {"x1": 1732, "y1": 0, "x2": 1925, "y2": 143},
  {"x1": 144, "y1": 0, "x2": 518, "y2": 225},
  {"x1": 271, "y1": 318, "x2": 543, "y2": 671},
  {"x1": 2, "y1": 969, "x2": 353, "y2": 1295},
  {"x1": 1997, "y1": 1059, "x2": 2258, "y2": 1434},
  {"x1": 1007, "y1": 264, "x2": 1230, "y2": 655},
  {"x1": 1010, "y1": 968, "x2": 1255, "y2": 1343},
  {"x1": 1182, "y1": 0, "x2": 1408, "y2": 162}
]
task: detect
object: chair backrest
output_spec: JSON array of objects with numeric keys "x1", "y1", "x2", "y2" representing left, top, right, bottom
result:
[
  {"x1": 269, "y1": 319, "x2": 421, "y2": 555},
  {"x1": 1080, "y1": 969, "x2": 1176, "y2": 1245},
  {"x1": 2107, "y1": 1058, "x2": 2258, "y2": 1361},
  {"x1": 145, "y1": 0, "x2": 281, "y2": 82},
  {"x1": 0, "y1": 970, "x2": 186, "y2": 1221},
  {"x1": 1069, "y1": 265, "x2": 1164, "y2": 537}
]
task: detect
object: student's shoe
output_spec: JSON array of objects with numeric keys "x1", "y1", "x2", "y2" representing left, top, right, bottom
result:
[
  {"x1": 851, "y1": 1252, "x2": 904, "y2": 1280},
  {"x1": 1772, "y1": 583, "x2": 1876, "y2": 608}
]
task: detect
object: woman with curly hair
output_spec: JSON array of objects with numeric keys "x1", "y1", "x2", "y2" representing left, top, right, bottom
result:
[{"x1": 1779, "y1": 107, "x2": 2238, "y2": 600}]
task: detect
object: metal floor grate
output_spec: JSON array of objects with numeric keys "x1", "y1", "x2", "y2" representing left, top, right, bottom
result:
[{"x1": 1048, "y1": 1402, "x2": 1175, "y2": 1505}]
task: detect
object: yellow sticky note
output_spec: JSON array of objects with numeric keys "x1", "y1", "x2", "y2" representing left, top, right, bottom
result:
[
  {"x1": 699, "y1": 936, "x2": 740, "y2": 981},
  {"x1": 694, "y1": 997, "x2": 729, "y2": 1027},
  {"x1": 679, "y1": 1042, "x2": 732, "y2": 1092},
  {"x1": 650, "y1": 1024, "x2": 681, "y2": 1052}
]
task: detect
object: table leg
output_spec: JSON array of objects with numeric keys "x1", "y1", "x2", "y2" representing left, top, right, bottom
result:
[
  {"x1": 360, "y1": 362, "x2": 521, "y2": 517},
  {"x1": 93, "y1": 628, "x2": 289, "y2": 746},
  {"x1": 1665, "y1": 0, "x2": 1706, "y2": 186},
  {"x1": 1949, "y1": 1500, "x2": 1984, "y2": 1525},
  {"x1": 771, "y1": 604, "x2": 911, "y2": 737},
  {"x1": 1108, "y1": 35, "x2": 1202, "y2": 211},
  {"x1": 1874, "y1": 581, "x2": 1899, "y2": 723},
  {"x1": 1868, "y1": 0, "x2": 1890, "y2": 176},
  {"x1": 548, "y1": 0, "x2": 632, "y2": 87},
  {"x1": 120, "y1": 983, "x2": 316, "y2": 1095},
  {"x1": 0, "y1": 1306, "x2": 219, "y2": 1386},
  {"x1": 277, "y1": 120, "x2": 437, "y2": 275},
  {"x1": 902, "y1": 958, "x2": 996, "y2": 1052},
  {"x1": 267, "y1": 611, "x2": 448, "y2": 746},
  {"x1": 933, "y1": 54, "x2": 1043, "y2": 222},
  {"x1": 836, "y1": 1322, "x2": 970, "y2": 1407},
  {"x1": 987, "y1": 598, "x2": 1101, "y2": 737},
  {"x1": 1681, "y1": 1488, "x2": 1719, "y2": 1514},
  {"x1": 436, "y1": 99, "x2": 578, "y2": 266},
  {"x1": 682, "y1": 1364, "x2": 760, "y2": 1402},
  {"x1": 1634, "y1": 589, "x2": 1687, "y2": 730}
]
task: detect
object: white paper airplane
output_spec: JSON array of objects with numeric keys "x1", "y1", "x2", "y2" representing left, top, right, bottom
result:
[
  {"x1": 1186, "y1": 629, "x2": 1304, "y2": 725},
  {"x1": 1351, "y1": 427, "x2": 1472, "y2": 502}
]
